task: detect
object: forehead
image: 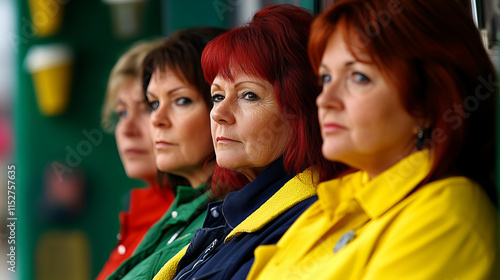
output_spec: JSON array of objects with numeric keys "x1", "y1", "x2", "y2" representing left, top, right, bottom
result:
[
  {"x1": 117, "y1": 77, "x2": 143, "y2": 101},
  {"x1": 323, "y1": 31, "x2": 351, "y2": 62},
  {"x1": 322, "y1": 29, "x2": 374, "y2": 66}
]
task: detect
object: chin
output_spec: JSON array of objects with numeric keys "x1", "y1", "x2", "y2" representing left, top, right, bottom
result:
[
  {"x1": 216, "y1": 158, "x2": 241, "y2": 171},
  {"x1": 125, "y1": 170, "x2": 151, "y2": 180},
  {"x1": 322, "y1": 146, "x2": 343, "y2": 162},
  {"x1": 156, "y1": 164, "x2": 172, "y2": 173}
]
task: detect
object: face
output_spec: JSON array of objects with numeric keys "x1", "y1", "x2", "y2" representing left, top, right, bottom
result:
[
  {"x1": 114, "y1": 77, "x2": 158, "y2": 183},
  {"x1": 317, "y1": 30, "x2": 421, "y2": 178},
  {"x1": 148, "y1": 69, "x2": 214, "y2": 186},
  {"x1": 210, "y1": 74, "x2": 293, "y2": 181}
]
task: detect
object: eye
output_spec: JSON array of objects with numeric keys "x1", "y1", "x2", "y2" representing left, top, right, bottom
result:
[
  {"x1": 116, "y1": 110, "x2": 127, "y2": 118},
  {"x1": 351, "y1": 72, "x2": 370, "y2": 83},
  {"x1": 242, "y1": 91, "x2": 259, "y2": 101},
  {"x1": 319, "y1": 74, "x2": 331, "y2": 86},
  {"x1": 212, "y1": 94, "x2": 224, "y2": 103},
  {"x1": 149, "y1": 101, "x2": 159, "y2": 110},
  {"x1": 175, "y1": 97, "x2": 192, "y2": 106}
]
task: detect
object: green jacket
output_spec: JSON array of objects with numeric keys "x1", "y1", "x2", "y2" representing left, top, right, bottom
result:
[{"x1": 107, "y1": 184, "x2": 211, "y2": 280}]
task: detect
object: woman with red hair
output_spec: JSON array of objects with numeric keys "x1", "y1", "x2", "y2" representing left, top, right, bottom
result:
[
  {"x1": 248, "y1": 0, "x2": 498, "y2": 279},
  {"x1": 153, "y1": 4, "x2": 344, "y2": 280}
]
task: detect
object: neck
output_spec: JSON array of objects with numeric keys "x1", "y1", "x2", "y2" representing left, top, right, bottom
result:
[
  {"x1": 181, "y1": 160, "x2": 216, "y2": 187},
  {"x1": 144, "y1": 175, "x2": 159, "y2": 187},
  {"x1": 364, "y1": 146, "x2": 420, "y2": 179}
]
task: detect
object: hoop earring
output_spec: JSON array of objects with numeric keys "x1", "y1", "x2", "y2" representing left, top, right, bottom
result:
[{"x1": 416, "y1": 127, "x2": 425, "y2": 150}]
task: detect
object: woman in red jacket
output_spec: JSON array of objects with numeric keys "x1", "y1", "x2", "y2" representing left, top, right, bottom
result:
[{"x1": 96, "y1": 41, "x2": 175, "y2": 280}]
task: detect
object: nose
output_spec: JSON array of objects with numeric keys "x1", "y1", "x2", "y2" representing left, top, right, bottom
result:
[
  {"x1": 316, "y1": 83, "x2": 344, "y2": 110},
  {"x1": 211, "y1": 99, "x2": 235, "y2": 125},
  {"x1": 121, "y1": 111, "x2": 141, "y2": 137},
  {"x1": 151, "y1": 103, "x2": 172, "y2": 128}
]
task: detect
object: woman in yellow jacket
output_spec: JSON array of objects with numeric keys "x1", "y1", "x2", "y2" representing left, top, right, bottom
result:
[{"x1": 248, "y1": 0, "x2": 498, "y2": 279}]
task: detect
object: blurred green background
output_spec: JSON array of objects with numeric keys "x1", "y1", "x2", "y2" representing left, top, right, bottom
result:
[
  {"x1": 0, "y1": 0, "x2": 498, "y2": 280},
  {"x1": 6, "y1": 1, "x2": 317, "y2": 280}
]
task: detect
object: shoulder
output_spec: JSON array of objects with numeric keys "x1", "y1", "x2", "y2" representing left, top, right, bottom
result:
[
  {"x1": 408, "y1": 176, "x2": 496, "y2": 227},
  {"x1": 365, "y1": 176, "x2": 498, "y2": 279},
  {"x1": 391, "y1": 176, "x2": 497, "y2": 257}
]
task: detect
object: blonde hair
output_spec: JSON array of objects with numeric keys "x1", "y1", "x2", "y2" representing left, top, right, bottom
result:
[{"x1": 101, "y1": 40, "x2": 161, "y2": 132}]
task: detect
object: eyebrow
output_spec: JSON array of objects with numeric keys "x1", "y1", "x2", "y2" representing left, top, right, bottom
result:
[
  {"x1": 115, "y1": 98, "x2": 147, "y2": 108},
  {"x1": 212, "y1": 80, "x2": 267, "y2": 90},
  {"x1": 235, "y1": 80, "x2": 267, "y2": 89},
  {"x1": 320, "y1": 60, "x2": 357, "y2": 70}
]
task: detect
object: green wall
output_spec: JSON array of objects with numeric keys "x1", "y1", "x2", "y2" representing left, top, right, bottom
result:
[
  {"x1": 11, "y1": 0, "x2": 372, "y2": 279},
  {"x1": 14, "y1": 0, "x2": 227, "y2": 279}
]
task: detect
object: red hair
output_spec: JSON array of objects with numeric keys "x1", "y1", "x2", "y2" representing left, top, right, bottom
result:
[
  {"x1": 309, "y1": 0, "x2": 497, "y2": 202},
  {"x1": 202, "y1": 4, "x2": 346, "y2": 197}
]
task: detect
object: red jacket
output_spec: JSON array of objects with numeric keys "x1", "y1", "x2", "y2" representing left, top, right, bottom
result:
[{"x1": 96, "y1": 186, "x2": 174, "y2": 280}]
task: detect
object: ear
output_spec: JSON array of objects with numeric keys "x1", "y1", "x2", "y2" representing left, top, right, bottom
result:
[
  {"x1": 423, "y1": 118, "x2": 432, "y2": 130},
  {"x1": 412, "y1": 116, "x2": 431, "y2": 135}
]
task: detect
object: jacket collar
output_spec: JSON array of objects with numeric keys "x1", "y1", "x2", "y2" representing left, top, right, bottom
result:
[
  {"x1": 222, "y1": 158, "x2": 292, "y2": 229},
  {"x1": 318, "y1": 150, "x2": 432, "y2": 220},
  {"x1": 225, "y1": 167, "x2": 318, "y2": 242},
  {"x1": 162, "y1": 184, "x2": 210, "y2": 226},
  {"x1": 125, "y1": 186, "x2": 174, "y2": 228}
]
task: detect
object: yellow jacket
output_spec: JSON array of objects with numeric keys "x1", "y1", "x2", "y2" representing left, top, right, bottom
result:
[
  {"x1": 248, "y1": 150, "x2": 498, "y2": 280},
  {"x1": 154, "y1": 168, "x2": 318, "y2": 280}
]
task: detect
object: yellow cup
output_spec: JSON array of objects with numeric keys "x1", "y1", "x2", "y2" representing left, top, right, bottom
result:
[
  {"x1": 25, "y1": 44, "x2": 73, "y2": 116},
  {"x1": 103, "y1": 0, "x2": 146, "y2": 39},
  {"x1": 28, "y1": 0, "x2": 65, "y2": 37}
]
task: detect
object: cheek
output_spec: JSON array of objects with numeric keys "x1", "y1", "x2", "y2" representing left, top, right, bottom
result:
[
  {"x1": 184, "y1": 111, "x2": 213, "y2": 151},
  {"x1": 349, "y1": 97, "x2": 411, "y2": 149},
  {"x1": 348, "y1": 96, "x2": 390, "y2": 135},
  {"x1": 140, "y1": 126, "x2": 153, "y2": 145},
  {"x1": 242, "y1": 110, "x2": 269, "y2": 146},
  {"x1": 114, "y1": 124, "x2": 125, "y2": 149},
  {"x1": 248, "y1": 111, "x2": 291, "y2": 159},
  {"x1": 210, "y1": 119, "x2": 217, "y2": 144}
]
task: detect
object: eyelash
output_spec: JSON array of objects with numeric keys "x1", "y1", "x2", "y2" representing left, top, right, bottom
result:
[
  {"x1": 148, "y1": 97, "x2": 193, "y2": 111},
  {"x1": 319, "y1": 74, "x2": 331, "y2": 86},
  {"x1": 351, "y1": 72, "x2": 370, "y2": 83},
  {"x1": 211, "y1": 91, "x2": 261, "y2": 103},
  {"x1": 212, "y1": 94, "x2": 224, "y2": 103},
  {"x1": 149, "y1": 101, "x2": 159, "y2": 110},
  {"x1": 116, "y1": 110, "x2": 127, "y2": 118},
  {"x1": 176, "y1": 97, "x2": 192, "y2": 106},
  {"x1": 242, "y1": 91, "x2": 259, "y2": 101},
  {"x1": 318, "y1": 72, "x2": 371, "y2": 86}
]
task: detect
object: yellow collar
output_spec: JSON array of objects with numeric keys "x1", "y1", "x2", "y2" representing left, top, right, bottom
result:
[
  {"x1": 319, "y1": 150, "x2": 432, "y2": 220},
  {"x1": 225, "y1": 167, "x2": 318, "y2": 243}
]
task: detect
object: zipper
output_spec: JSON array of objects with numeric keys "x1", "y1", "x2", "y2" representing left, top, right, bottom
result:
[{"x1": 176, "y1": 239, "x2": 219, "y2": 280}]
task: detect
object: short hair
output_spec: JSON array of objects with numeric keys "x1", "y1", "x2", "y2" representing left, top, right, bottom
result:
[
  {"x1": 309, "y1": 0, "x2": 497, "y2": 202},
  {"x1": 141, "y1": 27, "x2": 227, "y2": 190},
  {"x1": 101, "y1": 40, "x2": 172, "y2": 191},
  {"x1": 142, "y1": 27, "x2": 227, "y2": 108},
  {"x1": 202, "y1": 4, "x2": 345, "y2": 197},
  {"x1": 101, "y1": 40, "x2": 161, "y2": 132}
]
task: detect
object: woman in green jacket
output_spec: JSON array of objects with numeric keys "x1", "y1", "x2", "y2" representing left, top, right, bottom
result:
[{"x1": 106, "y1": 26, "x2": 237, "y2": 280}]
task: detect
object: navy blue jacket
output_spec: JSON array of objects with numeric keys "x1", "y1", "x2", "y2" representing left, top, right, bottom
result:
[{"x1": 173, "y1": 159, "x2": 318, "y2": 280}]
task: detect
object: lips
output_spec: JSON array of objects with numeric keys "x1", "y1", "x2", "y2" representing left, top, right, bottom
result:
[
  {"x1": 155, "y1": 140, "x2": 175, "y2": 149},
  {"x1": 322, "y1": 122, "x2": 347, "y2": 133},
  {"x1": 216, "y1": 136, "x2": 237, "y2": 143},
  {"x1": 124, "y1": 148, "x2": 148, "y2": 156}
]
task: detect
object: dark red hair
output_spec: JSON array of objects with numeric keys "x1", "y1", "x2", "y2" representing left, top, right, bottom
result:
[
  {"x1": 202, "y1": 4, "x2": 345, "y2": 197},
  {"x1": 309, "y1": 0, "x2": 497, "y2": 202}
]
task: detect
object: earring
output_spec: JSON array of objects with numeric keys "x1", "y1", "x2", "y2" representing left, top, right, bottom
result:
[{"x1": 416, "y1": 127, "x2": 425, "y2": 150}]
